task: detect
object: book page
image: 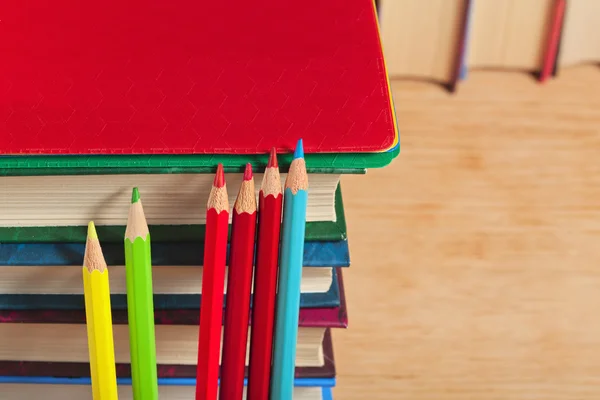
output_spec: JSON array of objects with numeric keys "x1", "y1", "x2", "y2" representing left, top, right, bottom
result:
[
  {"x1": 468, "y1": 0, "x2": 553, "y2": 70},
  {"x1": 379, "y1": 0, "x2": 467, "y2": 83},
  {"x1": 558, "y1": 0, "x2": 600, "y2": 67}
]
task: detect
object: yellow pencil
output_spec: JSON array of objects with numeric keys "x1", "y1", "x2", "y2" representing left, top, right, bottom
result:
[{"x1": 83, "y1": 221, "x2": 119, "y2": 400}]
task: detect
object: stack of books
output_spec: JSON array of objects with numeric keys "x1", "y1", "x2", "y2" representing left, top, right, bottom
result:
[
  {"x1": 0, "y1": 0, "x2": 398, "y2": 399},
  {"x1": 376, "y1": 0, "x2": 599, "y2": 91}
]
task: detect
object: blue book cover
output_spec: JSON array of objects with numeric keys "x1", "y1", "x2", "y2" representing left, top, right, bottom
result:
[
  {"x1": 0, "y1": 267, "x2": 341, "y2": 310},
  {"x1": 459, "y1": 0, "x2": 473, "y2": 80},
  {"x1": 0, "y1": 377, "x2": 335, "y2": 399},
  {"x1": 0, "y1": 240, "x2": 349, "y2": 267},
  {"x1": 0, "y1": 376, "x2": 336, "y2": 386}
]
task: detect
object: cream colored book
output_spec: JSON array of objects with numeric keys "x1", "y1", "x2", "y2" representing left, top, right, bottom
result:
[
  {"x1": 557, "y1": 0, "x2": 600, "y2": 68},
  {"x1": 466, "y1": 0, "x2": 554, "y2": 71},
  {"x1": 0, "y1": 172, "x2": 340, "y2": 227},
  {"x1": 0, "y1": 324, "x2": 326, "y2": 367},
  {"x1": 378, "y1": 0, "x2": 467, "y2": 84},
  {"x1": 0, "y1": 265, "x2": 334, "y2": 295},
  {"x1": 0, "y1": 385, "x2": 326, "y2": 400}
]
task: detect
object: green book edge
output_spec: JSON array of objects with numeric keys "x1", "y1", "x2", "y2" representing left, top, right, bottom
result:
[
  {"x1": 0, "y1": 146, "x2": 399, "y2": 176},
  {"x1": 0, "y1": 184, "x2": 348, "y2": 243}
]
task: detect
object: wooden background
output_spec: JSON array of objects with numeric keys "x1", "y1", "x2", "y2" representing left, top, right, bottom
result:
[{"x1": 334, "y1": 65, "x2": 600, "y2": 399}]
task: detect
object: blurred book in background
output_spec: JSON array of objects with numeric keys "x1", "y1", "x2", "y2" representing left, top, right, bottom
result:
[{"x1": 376, "y1": 0, "x2": 599, "y2": 92}]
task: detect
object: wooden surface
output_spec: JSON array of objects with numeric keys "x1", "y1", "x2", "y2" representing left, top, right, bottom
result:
[{"x1": 334, "y1": 65, "x2": 600, "y2": 399}]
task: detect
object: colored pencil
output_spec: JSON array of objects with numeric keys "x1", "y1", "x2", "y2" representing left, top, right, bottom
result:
[
  {"x1": 196, "y1": 164, "x2": 230, "y2": 400},
  {"x1": 220, "y1": 163, "x2": 257, "y2": 400},
  {"x1": 247, "y1": 148, "x2": 283, "y2": 400},
  {"x1": 124, "y1": 187, "x2": 158, "y2": 400},
  {"x1": 83, "y1": 221, "x2": 118, "y2": 400},
  {"x1": 270, "y1": 139, "x2": 309, "y2": 400}
]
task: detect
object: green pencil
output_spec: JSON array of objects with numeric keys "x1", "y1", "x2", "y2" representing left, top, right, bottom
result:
[{"x1": 125, "y1": 187, "x2": 158, "y2": 400}]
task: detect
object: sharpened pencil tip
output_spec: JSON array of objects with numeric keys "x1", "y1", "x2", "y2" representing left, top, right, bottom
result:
[
  {"x1": 131, "y1": 187, "x2": 140, "y2": 203},
  {"x1": 293, "y1": 139, "x2": 304, "y2": 159},
  {"x1": 214, "y1": 163, "x2": 226, "y2": 188},
  {"x1": 87, "y1": 221, "x2": 98, "y2": 240},
  {"x1": 267, "y1": 147, "x2": 278, "y2": 168},
  {"x1": 243, "y1": 163, "x2": 253, "y2": 181}
]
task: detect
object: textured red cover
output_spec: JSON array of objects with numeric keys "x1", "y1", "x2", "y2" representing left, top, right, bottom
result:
[{"x1": 0, "y1": 0, "x2": 395, "y2": 155}]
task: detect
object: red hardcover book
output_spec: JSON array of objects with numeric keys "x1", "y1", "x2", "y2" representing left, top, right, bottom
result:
[
  {"x1": 0, "y1": 0, "x2": 396, "y2": 155},
  {"x1": 540, "y1": 0, "x2": 566, "y2": 82}
]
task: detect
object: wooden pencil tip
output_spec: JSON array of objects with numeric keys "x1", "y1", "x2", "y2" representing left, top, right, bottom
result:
[
  {"x1": 214, "y1": 163, "x2": 225, "y2": 188},
  {"x1": 293, "y1": 139, "x2": 304, "y2": 159},
  {"x1": 267, "y1": 147, "x2": 278, "y2": 168},
  {"x1": 243, "y1": 163, "x2": 253, "y2": 181},
  {"x1": 87, "y1": 221, "x2": 98, "y2": 240},
  {"x1": 131, "y1": 187, "x2": 140, "y2": 203}
]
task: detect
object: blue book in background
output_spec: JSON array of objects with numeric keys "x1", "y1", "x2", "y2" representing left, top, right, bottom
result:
[
  {"x1": 0, "y1": 377, "x2": 335, "y2": 399},
  {"x1": 459, "y1": 0, "x2": 473, "y2": 80}
]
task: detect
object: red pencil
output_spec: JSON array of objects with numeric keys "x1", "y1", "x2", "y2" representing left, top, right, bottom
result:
[
  {"x1": 247, "y1": 148, "x2": 283, "y2": 400},
  {"x1": 219, "y1": 163, "x2": 257, "y2": 400},
  {"x1": 196, "y1": 164, "x2": 230, "y2": 400}
]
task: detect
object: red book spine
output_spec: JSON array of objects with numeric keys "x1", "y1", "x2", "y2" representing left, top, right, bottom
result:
[
  {"x1": 220, "y1": 207, "x2": 257, "y2": 400},
  {"x1": 248, "y1": 192, "x2": 283, "y2": 400}
]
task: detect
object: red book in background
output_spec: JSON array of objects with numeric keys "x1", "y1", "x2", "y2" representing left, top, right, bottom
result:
[
  {"x1": 540, "y1": 0, "x2": 566, "y2": 82},
  {"x1": 0, "y1": 0, "x2": 396, "y2": 155}
]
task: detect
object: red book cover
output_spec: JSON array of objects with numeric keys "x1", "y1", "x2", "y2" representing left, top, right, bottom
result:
[{"x1": 0, "y1": 0, "x2": 397, "y2": 155}]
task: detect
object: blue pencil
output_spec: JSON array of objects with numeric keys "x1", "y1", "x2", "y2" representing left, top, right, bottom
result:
[{"x1": 270, "y1": 139, "x2": 309, "y2": 400}]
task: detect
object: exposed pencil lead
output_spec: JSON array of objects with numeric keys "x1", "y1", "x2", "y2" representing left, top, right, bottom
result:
[
  {"x1": 243, "y1": 163, "x2": 253, "y2": 181},
  {"x1": 131, "y1": 187, "x2": 140, "y2": 203},
  {"x1": 214, "y1": 163, "x2": 226, "y2": 188},
  {"x1": 87, "y1": 221, "x2": 98, "y2": 240},
  {"x1": 293, "y1": 139, "x2": 304, "y2": 159},
  {"x1": 267, "y1": 147, "x2": 278, "y2": 168}
]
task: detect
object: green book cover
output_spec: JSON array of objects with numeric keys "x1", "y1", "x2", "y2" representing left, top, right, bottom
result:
[
  {"x1": 0, "y1": 184, "x2": 348, "y2": 243},
  {"x1": 0, "y1": 144, "x2": 399, "y2": 176}
]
